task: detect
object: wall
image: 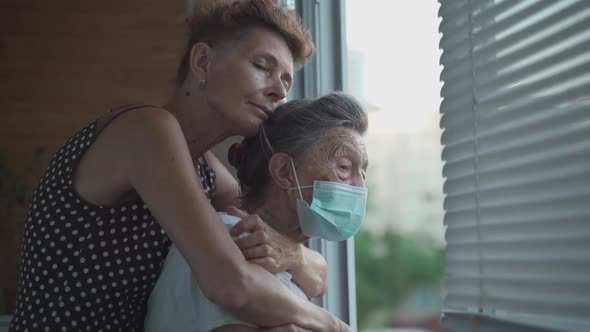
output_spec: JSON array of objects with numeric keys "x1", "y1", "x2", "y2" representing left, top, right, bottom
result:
[{"x1": 0, "y1": 0, "x2": 185, "y2": 313}]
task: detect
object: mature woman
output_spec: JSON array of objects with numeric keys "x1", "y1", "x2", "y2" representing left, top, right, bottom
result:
[
  {"x1": 145, "y1": 92, "x2": 369, "y2": 331},
  {"x1": 9, "y1": 0, "x2": 352, "y2": 331}
]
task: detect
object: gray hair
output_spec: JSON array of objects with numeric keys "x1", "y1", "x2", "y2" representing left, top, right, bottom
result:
[{"x1": 228, "y1": 92, "x2": 368, "y2": 209}]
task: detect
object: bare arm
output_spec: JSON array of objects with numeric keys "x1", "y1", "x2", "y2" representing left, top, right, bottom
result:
[
  {"x1": 212, "y1": 325, "x2": 258, "y2": 332},
  {"x1": 213, "y1": 324, "x2": 315, "y2": 332},
  {"x1": 111, "y1": 109, "x2": 345, "y2": 331},
  {"x1": 210, "y1": 154, "x2": 328, "y2": 298},
  {"x1": 206, "y1": 151, "x2": 241, "y2": 211},
  {"x1": 289, "y1": 245, "x2": 328, "y2": 298},
  {"x1": 228, "y1": 207, "x2": 328, "y2": 299}
]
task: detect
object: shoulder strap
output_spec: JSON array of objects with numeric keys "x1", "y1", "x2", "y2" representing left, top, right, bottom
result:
[{"x1": 95, "y1": 104, "x2": 160, "y2": 135}]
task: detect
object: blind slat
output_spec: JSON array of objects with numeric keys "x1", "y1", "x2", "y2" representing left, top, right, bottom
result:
[{"x1": 439, "y1": 0, "x2": 590, "y2": 330}]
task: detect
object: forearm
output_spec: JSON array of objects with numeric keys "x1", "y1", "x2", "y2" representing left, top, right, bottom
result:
[
  {"x1": 212, "y1": 324, "x2": 258, "y2": 332},
  {"x1": 223, "y1": 263, "x2": 337, "y2": 331},
  {"x1": 289, "y1": 245, "x2": 328, "y2": 298}
]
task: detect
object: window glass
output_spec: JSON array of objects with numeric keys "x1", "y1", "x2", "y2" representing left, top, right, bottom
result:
[{"x1": 344, "y1": 1, "x2": 447, "y2": 331}]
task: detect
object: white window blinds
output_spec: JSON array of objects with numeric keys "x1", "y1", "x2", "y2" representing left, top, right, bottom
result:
[{"x1": 438, "y1": 1, "x2": 590, "y2": 331}]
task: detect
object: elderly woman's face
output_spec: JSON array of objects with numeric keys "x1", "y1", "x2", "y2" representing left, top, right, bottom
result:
[{"x1": 295, "y1": 127, "x2": 368, "y2": 203}]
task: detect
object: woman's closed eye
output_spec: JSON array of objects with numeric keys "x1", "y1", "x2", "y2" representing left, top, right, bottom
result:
[
  {"x1": 254, "y1": 62, "x2": 267, "y2": 70},
  {"x1": 253, "y1": 62, "x2": 271, "y2": 77}
]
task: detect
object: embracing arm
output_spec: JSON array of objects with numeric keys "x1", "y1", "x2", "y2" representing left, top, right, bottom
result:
[
  {"x1": 213, "y1": 325, "x2": 314, "y2": 332},
  {"x1": 289, "y1": 245, "x2": 328, "y2": 298},
  {"x1": 209, "y1": 153, "x2": 328, "y2": 299},
  {"x1": 116, "y1": 109, "x2": 345, "y2": 331}
]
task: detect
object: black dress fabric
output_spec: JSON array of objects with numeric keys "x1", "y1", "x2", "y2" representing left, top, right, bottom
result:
[{"x1": 9, "y1": 105, "x2": 216, "y2": 331}]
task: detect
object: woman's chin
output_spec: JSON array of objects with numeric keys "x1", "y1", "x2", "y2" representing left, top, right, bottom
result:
[{"x1": 236, "y1": 121, "x2": 262, "y2": 138}]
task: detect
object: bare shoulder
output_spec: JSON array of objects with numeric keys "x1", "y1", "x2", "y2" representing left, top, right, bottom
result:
[
  {"x1": 110, "y1": 106, "x2": 181, "y2": 138},
  {"x1": 74, "y1": 106, "x2": 185, "y2": 206}
]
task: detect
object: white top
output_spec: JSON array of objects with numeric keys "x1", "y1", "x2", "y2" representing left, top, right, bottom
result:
[{"x1": 144, "y1": 212, "x2": 308, "y2": 331}]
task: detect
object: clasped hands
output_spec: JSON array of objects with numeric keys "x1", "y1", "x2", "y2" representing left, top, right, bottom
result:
[
  {"x1": 227, "y1": 206, "x2": 303, "y2": 274},
  {"x1": 225, "y1": 207, "x2": 354, "y2": 332}
]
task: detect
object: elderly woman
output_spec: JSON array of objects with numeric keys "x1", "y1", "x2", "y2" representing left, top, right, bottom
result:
[
  {"x1": 9, "y1": 1, "x2": 354, "y2": 331},
  {"x1": 145, "y1": 92, "x2": 369, "y2": 331}
]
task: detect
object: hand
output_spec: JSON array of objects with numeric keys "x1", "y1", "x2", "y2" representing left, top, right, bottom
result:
[
  {"x1": 335, "y1": 320, "x2": 356, "y2": 332},
  {"x1": 258, "y1": 324, "x2": 315, "y2": 332},
  {"x1": 227, "y1": 206, "x2": 303, "y2": 274}
]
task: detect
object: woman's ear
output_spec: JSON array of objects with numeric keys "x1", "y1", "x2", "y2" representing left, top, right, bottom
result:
[
  {"x1": 189, "y1": 42, "x2": 213, "y2": 80},
  {"x1": 268, "y1": 152, "x2": 294, "y2": 190}
]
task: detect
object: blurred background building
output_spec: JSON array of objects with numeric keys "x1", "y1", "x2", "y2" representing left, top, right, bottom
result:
[{"x1": 344, "y1": 1, "x2": 447, "y2": 330}]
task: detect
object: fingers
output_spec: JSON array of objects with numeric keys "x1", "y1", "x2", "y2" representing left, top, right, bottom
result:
[
  {"x1": 226, "y1": 205, "x2": 249, "y2": 219},
  {"x1": 233, "y1": 230, "x2": 267, "y2": 250},
  {"x1": 259, "y1": 324, "x2": 314, "y2": 332},
  {"x1": 249, "y1": 257, "x2": 280, "y2": 273},
  {"x1": 229, "y1": 214, "x2": 265, "y2": 237},
  {"x1": 242, "y1": 243, "x2": 274, "y2": 260}
]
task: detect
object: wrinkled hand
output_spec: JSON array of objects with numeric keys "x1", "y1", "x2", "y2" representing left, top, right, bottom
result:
[
  {"x1": 227, "y1": 206, "x2": 302, "y2": 274},
  {"x1": 258, "y1": 324, "x2": 315, "y2": 332},
  {"x1": 259, "y1": 319, "x2": 355, "y2": 332}
]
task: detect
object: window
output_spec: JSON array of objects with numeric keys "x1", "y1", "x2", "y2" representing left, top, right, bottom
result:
[
  {"x1": 344, "y1": 1, "x2": 446, "y2": 330},
  {"x1": 295, "y1": 1, "x2": 446, "y2": 330},
  {"x1": 439, "y1": 1, "x2": 590, "y2": 331}
]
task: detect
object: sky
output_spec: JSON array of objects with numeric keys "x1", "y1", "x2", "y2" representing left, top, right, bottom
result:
[
  {"x1": 345, "y1": 0, "x2": 444, "y2": 133},
  {"x1": 344, "y1": 1, "x2": 447, "y2": 243}
]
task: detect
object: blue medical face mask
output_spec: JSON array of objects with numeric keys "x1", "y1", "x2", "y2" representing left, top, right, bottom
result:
[{"x1": 289, "y1": 158, "x2": 368, "y2": 241}]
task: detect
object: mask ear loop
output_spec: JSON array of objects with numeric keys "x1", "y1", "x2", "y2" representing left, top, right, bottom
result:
[{"x1": 289, "y1": 158, "x2": 304, "y2": 200}]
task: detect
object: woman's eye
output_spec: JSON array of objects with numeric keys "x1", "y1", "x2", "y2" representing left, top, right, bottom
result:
[{"x1": 254, "y1": 63, "x2": 267, "y2": 71}]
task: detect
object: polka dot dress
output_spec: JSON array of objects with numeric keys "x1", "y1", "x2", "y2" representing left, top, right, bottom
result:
[{"x1": 9, "y1": 106, "x2": 216, "y2": 331}]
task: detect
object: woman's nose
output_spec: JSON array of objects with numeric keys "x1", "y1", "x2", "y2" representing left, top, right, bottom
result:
[
  {"x1": 267, "y1": 77, "x2": 287, "y2": 104},
  {"x1": 352, "y1": 171, "x2": 366, "y2": 188}
]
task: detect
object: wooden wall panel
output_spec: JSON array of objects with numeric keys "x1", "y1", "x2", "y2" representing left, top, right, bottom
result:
[{"x1": 0, "y1": 0, "x2": 186, "y2": 313}]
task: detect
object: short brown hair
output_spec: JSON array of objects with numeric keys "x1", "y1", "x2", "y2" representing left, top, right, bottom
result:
[{"x1": 177, "y1": 0, "x2": 315, "y2": 84}]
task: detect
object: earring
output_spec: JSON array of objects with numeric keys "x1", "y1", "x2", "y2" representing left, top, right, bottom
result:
[{"x1": 197, "y1": 79, "x2": 207, "y2": 89}]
